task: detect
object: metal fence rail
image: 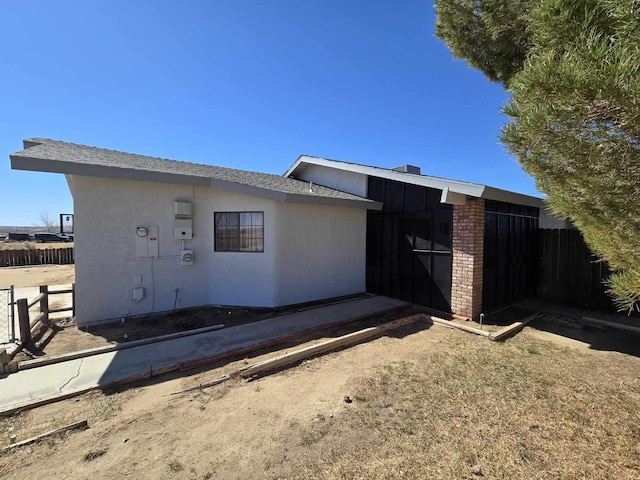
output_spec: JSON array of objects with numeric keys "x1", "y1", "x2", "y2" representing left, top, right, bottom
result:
[{"x1": 0, "y1": 286, "x2": 15, "y2": 344}]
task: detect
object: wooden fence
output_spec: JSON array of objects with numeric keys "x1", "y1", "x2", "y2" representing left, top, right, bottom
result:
[
  {"x1": 0, "y1": 248, "x2": 74, "y2": 267},
  {"x1": 16, "y1": 285, "x2": 75, "y2": 346},
  {"x1": 537, "y1": 229, "x2": 612, "y2": 310}
]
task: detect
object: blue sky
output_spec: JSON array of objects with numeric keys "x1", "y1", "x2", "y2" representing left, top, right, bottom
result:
[{"x1": 0, "y1": 0, "x2": 539, "y2": 227}]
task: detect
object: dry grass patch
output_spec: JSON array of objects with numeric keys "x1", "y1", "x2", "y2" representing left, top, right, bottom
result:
[
  {"x1": 289, "y1": 331, "x2": 640, "y2": 479},
  {"x1": 0, "y1": 241, "x2": 39, "y2": 251},
  {"x1": 0, "y1": 242, "x2": 73, "y2": 251}
]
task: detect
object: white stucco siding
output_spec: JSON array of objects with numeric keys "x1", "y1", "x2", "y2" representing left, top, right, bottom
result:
[
  {"x1": 207, "y1": 190, "x2": 278, "y2": 308},
  {"x1": 273, "y1": 202, "x2": 366, "y2": 306},
  {"x1": 295, "y1": 164, "x2": 368, "y2": 198},
  {"x1": 72, "y1": 176, "x2": 278, "y2": 326}
]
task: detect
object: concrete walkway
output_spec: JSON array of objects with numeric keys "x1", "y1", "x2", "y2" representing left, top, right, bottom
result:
[{"x1": 0, "y1": 295, "x2": 407, "y2": 415}]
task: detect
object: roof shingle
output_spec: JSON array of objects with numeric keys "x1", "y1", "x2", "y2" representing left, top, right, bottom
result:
[{"x1": 10, "y1": 138, "x2": 377, "y2": 209}]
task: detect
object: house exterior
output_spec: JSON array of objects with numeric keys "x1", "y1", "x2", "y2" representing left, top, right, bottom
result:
[
  {"x1": 10, "y1": 139, "x2": 378, "y2": 326},
  {"x1": 10, "y1": 138, "x2": 555, "y2": 326},
  {"x1": 285, "y1": 155, "x2": 555, "y2": 320}
]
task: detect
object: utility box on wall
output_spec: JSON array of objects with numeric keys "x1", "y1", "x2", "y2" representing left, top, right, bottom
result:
[
  {"x1": 180, "y1": 249, "x2": 194, "y2": 266},
  {"x1": 135, "y1": 226, "x2": 159, "y2": 258},
  {"x1": 174, "y1": 201, "x2": 193, "y2": 240},
  {"x1": 133, "y1": 287, "x2": 145, "y2": 301}
]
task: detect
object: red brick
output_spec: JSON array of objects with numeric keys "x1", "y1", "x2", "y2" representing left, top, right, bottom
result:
[{"x1": 451, "y1": 198, "x2": 484, "y2": 320}]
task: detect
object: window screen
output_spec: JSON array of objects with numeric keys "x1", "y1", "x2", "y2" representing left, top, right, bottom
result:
[{"x1": 214, "y1": 212, "x2": 264, "y2": 252}]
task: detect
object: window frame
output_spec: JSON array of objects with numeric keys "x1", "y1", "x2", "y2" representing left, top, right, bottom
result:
[{"x1": 214, "y1": 211, "x2": 265, "y2": 253}]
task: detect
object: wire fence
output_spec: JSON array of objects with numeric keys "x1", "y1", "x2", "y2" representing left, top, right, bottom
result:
[{"x1": 0, "y1": 286, "x2": 16, "y2": 344}]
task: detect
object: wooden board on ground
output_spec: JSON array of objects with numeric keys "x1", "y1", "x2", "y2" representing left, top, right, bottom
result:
[
  {"x1": 429, "y1": 317, "x2": 491, "y2": 337},
  {"x1": 172, "y1": 313, "x2": 428, "y2": 395},
  {"x1": 489, "y1": 313, "x2": 539, "y2": 341},
  {"x1": 240, "y1": 314, "x2": 426, "y2": 379},
  {"x1": 3, "y1": 419, "x2": 88, "y2": 450}
]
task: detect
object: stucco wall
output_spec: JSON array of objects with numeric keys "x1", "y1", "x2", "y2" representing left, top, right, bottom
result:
[
  {"x1": 71, "y1": 176, "x2": 278, "y2": 325},
  {"x1": 70, "y1": 175, "x2": 366, "y2": 326},
  {"x1": 294, "y1": 164, "x2": 368, "y2": 197},
  {"x1": 273, "y1": 202, "x2": 367, "y2": 306}
]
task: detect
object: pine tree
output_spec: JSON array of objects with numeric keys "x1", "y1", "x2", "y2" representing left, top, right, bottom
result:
[
  {"x1": 436, "y1": 0, "x2": 640, "y2": 312},
  {"x1": 434, "y1": 0, "x2": 532, "y2": 85}
]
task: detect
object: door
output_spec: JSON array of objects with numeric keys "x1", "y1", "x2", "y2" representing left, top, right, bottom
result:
[
  {"x1": 366, "y1": 211, "x2": 452, "y2": 311},
  {"x1": 482, "y1": 201, "x2": 539, "y2": 311}
]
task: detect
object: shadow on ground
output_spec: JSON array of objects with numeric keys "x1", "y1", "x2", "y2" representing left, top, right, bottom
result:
[{"x1": 517, "y1": 298, "x2": 640, "y2": 357}]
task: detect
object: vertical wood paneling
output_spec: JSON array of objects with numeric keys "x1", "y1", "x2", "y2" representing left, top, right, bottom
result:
[
  {"x1": 537, "y1": 229, "x2": 612, "y2": 310},
  {"x1": 0, "y1": 248, "x2": 74, "y2": 267}
]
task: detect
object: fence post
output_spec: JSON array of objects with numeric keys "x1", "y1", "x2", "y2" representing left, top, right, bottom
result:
[
  {"x1": 39, "y1": 285, "x2": 49, "y2": 324},
  {"x1": 17, "y1": 298, "x2": 31, "y2": 345},
  {"x1": 10, "y1": 285, "x2": 15, "y2": 343}
]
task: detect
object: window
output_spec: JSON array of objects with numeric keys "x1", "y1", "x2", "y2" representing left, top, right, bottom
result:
[{"x1": 214, "y1": 212, "x2": 264, "y2": 252}]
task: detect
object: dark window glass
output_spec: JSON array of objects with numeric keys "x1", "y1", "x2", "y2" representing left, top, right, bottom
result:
[{"x1": 214, "y1": 212, "x2": 264, "y2": 252}]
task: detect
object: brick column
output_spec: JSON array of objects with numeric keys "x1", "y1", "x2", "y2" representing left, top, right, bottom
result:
[{"x1": 451, "y1": 198, "x2": 484, "y2": 320}]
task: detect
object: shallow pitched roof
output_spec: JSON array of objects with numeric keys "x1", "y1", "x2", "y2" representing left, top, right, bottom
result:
[
  {"x1": 285, "y1": 155, "x2": 544, "y2": 208},
  {"x1": 10, "y1": 139, "x2": 379, "y2": 209}
]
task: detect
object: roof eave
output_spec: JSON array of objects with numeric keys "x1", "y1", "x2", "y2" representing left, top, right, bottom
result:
[
  {"x1": 10, "y1": 153, "x2": 212, "y2": 187},
  {"x1": 10, "y1": 153, "x2": 375, "y2": 209},
  {"x1": 283, "y1": 156, "x2": 305, "y2": 178},
  {"x1": 284, "y1": 193, "x2": 381, "y2": 210},
  {"x1": 288, "y1": 156, "x2": 546, "y2": 206},
  {"x1": 285, "y1": 156, "x2": 487, "y2": 198},
  {"x1": 481, "y1": 186, "x2": 545, "y2": 208}
]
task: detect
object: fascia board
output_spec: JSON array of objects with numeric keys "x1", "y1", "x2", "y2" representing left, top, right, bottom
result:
[
  {"x1": 284, "y1": 193, "x2": 382, "y2": 210},
  {"x1": 10, "y1": 154, "x2": 212, "y2": 187},
  {"x1": 11, "y1": 153, "x2": 376, "y2": 209},
  {"x1": 482, "y1": 186, "x2": 545, "y2": 208},
  {"x1": 440, "y1": 187, "x2": 467, "y2": 205},
  {"x1": 283, "y1": 156, "x2": 305, "y2": 178},
  {"x1": 289, "y1": 156, "x2": 545, "y2": 207},
  {"x1": 289, "y1": 156, "x2": 486, "y2": 198}
]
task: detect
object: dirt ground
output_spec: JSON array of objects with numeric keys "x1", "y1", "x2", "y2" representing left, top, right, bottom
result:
[
  {"x1": 2, "y1": 314, "x2": 640, "y2": 479},
  {"x1": 0, "y1": 264, "x2": 640, "y2": 480},
  {"x1": 0, "y1": 264, "x2": 75, "y2": 289},
  {"x1": 0, "y1": 315, "x2": 446, "y2": 479}
]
